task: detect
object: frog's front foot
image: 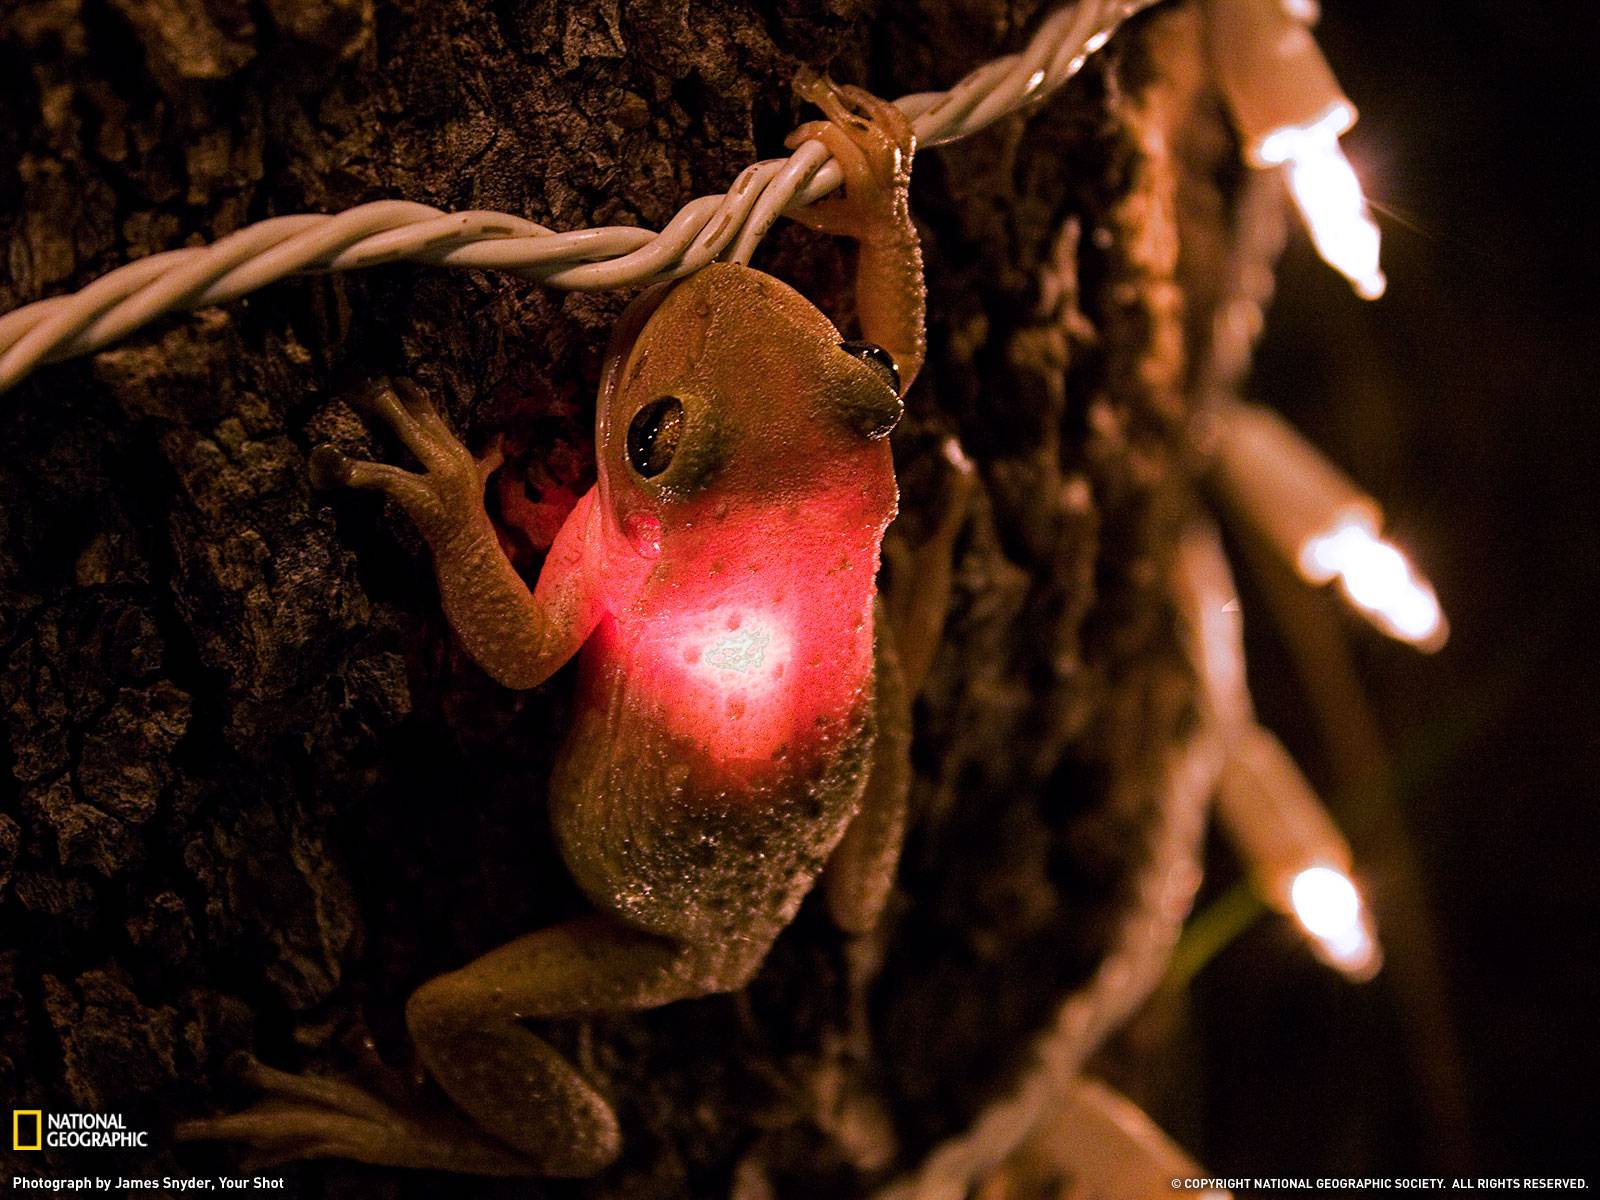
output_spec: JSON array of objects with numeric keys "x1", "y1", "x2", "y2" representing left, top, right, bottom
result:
[
  {"x1": 175, "y1": 1054, "x2": 535, "y2": 1176},
  {"x1": 785, "y1": 71, "x2": 915, "y2": 242},
  {"x1": 311, "y1": 378, "x2": 492, "y2": 546}
]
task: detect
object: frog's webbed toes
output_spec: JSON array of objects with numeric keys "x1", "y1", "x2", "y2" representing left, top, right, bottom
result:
[
  {"x1": 794, "y1": 73, "x2": 911, "y2": 155},
  {"x1": 176, "y1": 1055, "x2": 533, "y2": 1176},
  {"x1": 310, "y1": 443, "x2": 444, "y2": 528},
  {"x1": 311, "y1": 378, "x2": 492, "y2": 540},
  {"x1": 308, "y1": 443, "x2": 355, "y2": 490},
  {"x1": 793, "y1": 70, "x2": 871, "y2": 129},
  {"x1": 355, "y1": 378, "x2": 477, "y2": 478},
  {"x1": 176, "y1": 1055, "x2": 399, "y2": 1166},
  {"x1": 788, "y1": 74, "x2": 914, "y2": 237}
]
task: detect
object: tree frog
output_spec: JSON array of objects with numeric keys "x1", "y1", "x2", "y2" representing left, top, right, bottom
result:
[{"x1": 179, "y1": 75, "x2": 969, "y2": 1177}]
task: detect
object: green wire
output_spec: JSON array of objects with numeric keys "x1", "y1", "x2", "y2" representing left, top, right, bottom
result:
[{"x1": 1164, "y1": 880, "x2": 1267, "y2": 991}]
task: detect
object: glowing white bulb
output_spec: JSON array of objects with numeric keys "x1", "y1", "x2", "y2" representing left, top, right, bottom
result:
[
  {"x1": 1214, "y1": 726, "x2": 1386, "y2": 985},
  {"x1": 1290, "y1": 865, "x2": 1381, "y2": 980},
  {"x1": 1290, "y1": 865, "x2": 1359, "y2": 938},
  {"x1": 1255, "y1": 101, "x2": 1354, "y2": 166},
  {"x1": 1277, "y1": 128, "x2": 1387, "y2": 299},
  {"x1": 1300, "y1": 514, "x2": 1447, "y2": 650},
  {"x1": 1210, "y1": 402, "x2": 1449, "y2": 652},
  {"x1": 1203, "y1": 0, "x2": 1385, "y2": 298}
]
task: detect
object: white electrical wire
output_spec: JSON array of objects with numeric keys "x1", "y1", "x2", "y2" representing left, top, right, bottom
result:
[
  {"x1": 874, "y1": 516, "x2": 1239, "y2": 1200},
  {"x1": 876, "y1": 685, "x2": 1223, "y2": 1200},
  {"x1": 0, "y1": 0, "x2": 1160, "y2": 394}
]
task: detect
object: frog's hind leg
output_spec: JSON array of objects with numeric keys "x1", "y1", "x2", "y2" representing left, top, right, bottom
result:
[
  {"x1": 823, "y1": 620, "x2": 912, "y2": 936},
  {"x1": 882, "y1": 437, "x2": 977, "y2": 696},
  {"x1": 823, "y1": 437, "x2": 975, "y2": 935},
  {"x1": 180, "y1": 913, "x2": 729, "y2": 1177},
  {"x1": 402, "y1": 912, "x2": 727, "y2": 1177}
]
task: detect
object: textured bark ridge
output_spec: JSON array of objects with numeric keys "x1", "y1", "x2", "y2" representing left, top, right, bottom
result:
[{"x1": 1, "y1": 2, "x2": 1232, "y2": 1195}]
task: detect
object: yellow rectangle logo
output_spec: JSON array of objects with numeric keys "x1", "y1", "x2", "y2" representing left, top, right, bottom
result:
[{"x1": 13, "y1": 1108, "x2": 42, "y2": 1150}]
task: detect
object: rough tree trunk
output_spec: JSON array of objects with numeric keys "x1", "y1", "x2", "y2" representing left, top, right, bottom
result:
[{"x1": 1, "y1": 1, "x2": 1232, "y2": 1195}]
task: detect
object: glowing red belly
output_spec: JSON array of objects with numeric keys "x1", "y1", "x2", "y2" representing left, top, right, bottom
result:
[{"x1": 599, "y1": 528, "x2": 879, "y2": 773}]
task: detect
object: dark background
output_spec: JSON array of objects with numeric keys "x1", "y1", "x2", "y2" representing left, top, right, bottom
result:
[
  {"x1": 1, "y1": 0, "x2": 1594, "y2": 1188},
  {"x1": 1172, "y1": 0, "x2": 1599, "y2": 1178}
]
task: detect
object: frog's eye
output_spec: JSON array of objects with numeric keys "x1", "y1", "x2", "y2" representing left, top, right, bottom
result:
[
  {"x1": 840, "y1": 340, "x2": 901, "y2": 396},
  {"x1": 627, "y1": 397, "x2": 684, "y2": 478}
]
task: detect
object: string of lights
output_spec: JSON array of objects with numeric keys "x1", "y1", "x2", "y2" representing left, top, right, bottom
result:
[
  {"x1": 0, "y1": 0, "x2": 1452, "y2": 1190},
  {"x1": 1177, "y1": 521, "x2": 1383, "y2": 982},
  {"x1": 1204, "y1": 0, "x2": 1387, "y2": 297},
  {"x1": 0, "y1": 0, "x2": 1390, "y2": 397},
  {"x1": 0, "y1": 0, "x2": 1164, "y2": 394},
  {"x1": 895, "y1": 8, "x2": 1443, "y2": 1175},
  {"x1": 880, "y1": 703, "x2": 1223, "y2": 1200}
]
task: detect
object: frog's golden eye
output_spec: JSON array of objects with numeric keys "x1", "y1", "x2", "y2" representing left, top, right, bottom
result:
[
  {"x1": 840, "y1": 340, "x2": 900, "y2": 396},
  {"x1": 627, "y1": 396, "x2": 684, "y2": 478}
]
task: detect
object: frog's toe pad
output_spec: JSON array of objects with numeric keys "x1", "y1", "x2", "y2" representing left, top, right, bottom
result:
[
  {"x1": 309, "y1": 444, "x2": 355, "y2": 489},
  {"x1": 176, "y1": 1100, "x2": 387, "y2": 1170}
]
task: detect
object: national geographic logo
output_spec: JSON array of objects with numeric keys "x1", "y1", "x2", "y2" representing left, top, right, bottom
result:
[
  {"x1": 13, "y1": 1110, "x2": 41, "y2": 1151},
  {"x1": 11, "y1": 1110, "x2": 149, "y2": 1149}
]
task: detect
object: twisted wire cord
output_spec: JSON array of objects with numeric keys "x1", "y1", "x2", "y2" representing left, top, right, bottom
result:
[
  {"x1": 877, "y1": 698, "x2": 1222, "y2": 1200},
  {"x1": 0, "y1": 0, "x2": 1159, "y2": 394},
  {"x1": 877, "y1": 519, "x2": 1242, "y2": 1200}
]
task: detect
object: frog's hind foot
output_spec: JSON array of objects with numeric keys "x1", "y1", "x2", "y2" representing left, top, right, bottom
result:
[
  {"x1": 175, "y1": 1054, "x2": 535, "y2": 1177},
  {"x1": 785, "y1": 72, "x2": 915, "y2": 241}
]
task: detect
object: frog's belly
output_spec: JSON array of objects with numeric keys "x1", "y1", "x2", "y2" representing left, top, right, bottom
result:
[{"x1": 548, "y1": 644, "x2": 874, "y2": 945}]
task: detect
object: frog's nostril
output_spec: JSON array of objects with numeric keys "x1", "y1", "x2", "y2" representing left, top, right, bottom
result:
[
  {"x1": 830, "y1": 389, "x2": 902, "y2": 440},
  {"x1": 862, "y1": 395, "x2": 903, "y2": 440}
]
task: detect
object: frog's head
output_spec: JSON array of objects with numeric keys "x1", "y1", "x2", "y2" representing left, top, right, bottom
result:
[{"x1": 594, "y1": 263, "x2": 901, "y2": 562}]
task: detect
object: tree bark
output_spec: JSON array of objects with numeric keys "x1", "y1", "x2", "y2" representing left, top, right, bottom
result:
[{"x1": 1, "y1": 1, "x2": 1232, "y2": 1195}]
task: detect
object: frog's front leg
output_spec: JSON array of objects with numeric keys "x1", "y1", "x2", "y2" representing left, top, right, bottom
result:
[{"x1": 311, "y1": 378, "x2": 604, "y2": 690}]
